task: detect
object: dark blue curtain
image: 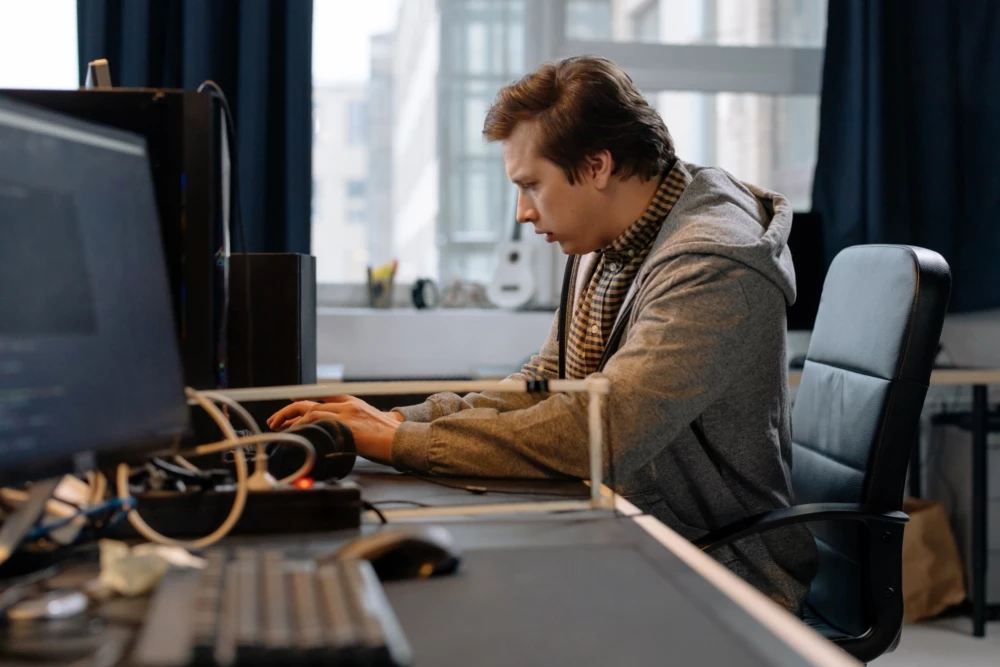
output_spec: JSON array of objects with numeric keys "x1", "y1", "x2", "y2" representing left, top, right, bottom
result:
[
  {"x1": 77, "y1": 0, "x2": 313, "y2": 255},
  {"x1": 812, "y1": 0, "x2": 1000, "y2": 312}
]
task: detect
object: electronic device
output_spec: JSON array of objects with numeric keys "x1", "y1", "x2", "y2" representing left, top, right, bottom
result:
[
  {"x1": 326, "y1": 526, "x2": 461, "y2": 581},
  {"x1": 0, "y1": 95, "x2": 190, "y2": 487},
  {"x1": 786, "y1": 211, "x2": 827, "y2": 331},
  {"x1": 228, "y1": 253, "x2": 317, "y2": 389},
  {"x1": 131, "y1": 551, "x2": 412, "y2": 667},
  {"x1": 0, "y1": 88, "x2": 231, "y2": 390},
  {"x1": 268, "y1": 421, "x2": 356, "y2": 482},
  {"x1": 487, "y1": 195, "x2": 537, "y2": 309},
  {"x1": 107, "y1": 484, "x2": 362, "y2": 538}
]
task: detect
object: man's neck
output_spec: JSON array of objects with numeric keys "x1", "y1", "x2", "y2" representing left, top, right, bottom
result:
[{"x1": 598, "y1": 173, "x2": 664, "y2": 248}]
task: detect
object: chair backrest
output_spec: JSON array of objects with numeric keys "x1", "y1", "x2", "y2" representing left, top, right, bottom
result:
[{"x1": 791, "y1": 245, "x2": 950, "y2": 641}]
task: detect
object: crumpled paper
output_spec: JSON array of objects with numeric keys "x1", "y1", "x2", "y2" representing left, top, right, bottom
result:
[{"x1": 94, "y1": 540, "x2": 206, "y2": 598}]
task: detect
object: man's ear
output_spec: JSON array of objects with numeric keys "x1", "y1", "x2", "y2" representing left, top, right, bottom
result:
[{"x1": 585, "y1": 150, "x2": 613, "y2": 189}]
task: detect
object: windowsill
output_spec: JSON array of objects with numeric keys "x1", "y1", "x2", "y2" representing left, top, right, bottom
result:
[
  {"x1": 317, "y1": 306, "x2": 556, "y2": 316},
  {"x1": 316, "y1": 307, "x2": 556, "y2": 379}
]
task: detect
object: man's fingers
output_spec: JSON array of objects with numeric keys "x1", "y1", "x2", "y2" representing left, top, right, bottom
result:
[
  {"x1": 296, "y1": 411, "x2": 340, "y2": 427},
  {"x1": 267, "y1": 401, "x2": 317, "y2": 429}
]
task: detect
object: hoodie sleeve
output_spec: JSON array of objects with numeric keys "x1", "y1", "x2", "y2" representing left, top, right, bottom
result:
[
  {"x1": 390, "y1": 311, "x2": 562, "y2": 423},
  {"x1": 391, "y1": 255, "x2": 756, "y2": 479}
]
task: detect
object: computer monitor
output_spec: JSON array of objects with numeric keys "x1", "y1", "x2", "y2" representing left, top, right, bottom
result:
[
  {"x1": 0, "y1": 96, "x2": 189, "y2": 486},
  {"x1": 0, "y1": 88, "x2": 230, "y2": 391},
  {"x1": 786, "y1": 211, "x2": 827, "y2": 331}
]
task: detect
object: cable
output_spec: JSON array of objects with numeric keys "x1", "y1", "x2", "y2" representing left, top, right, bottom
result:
[
  {"x1": 24, "y1": 498, "x2": 133, "y2": 540},
  {"x1": 198, "y1": 390, "x2": 269, "y2": 482},
  {"x1": 403, "y1": 471, "x2": 591, "y2": 498},
  {"x1": 172, "y1": 456, "x2": 202, "y2": 473},
  {"x1": 199, "y1": 390, "x2": 261, "y2": 434},
  {"x1": 191, "y1": 391, "x2": 315, "y2": 486},
  {"x1": 86, "y1": 471, "x2": 107, "y2": 505},
  {"x1": 117, "y1": 389, "x2": 249, "y2": 549},
  {"x1": 361, "y1": 501, "x2": 388, "y2": 525},
  {"x1": 368, "y1": 500, "x2": 431, "y2": 508},
  {"x1": 197, "y1": 79, "x2": 252, "y2": 388},
  {"x1": 184, "y1": 432, "x2": 316, "y2": 486}
]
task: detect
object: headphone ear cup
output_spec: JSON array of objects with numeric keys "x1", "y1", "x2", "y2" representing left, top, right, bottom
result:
[
  {"x1": 266, "y1": 421, "x2": 357, "y2": 482},
  {"x1": 312, "y1": 420, "x2": 356, "y2": 480}
]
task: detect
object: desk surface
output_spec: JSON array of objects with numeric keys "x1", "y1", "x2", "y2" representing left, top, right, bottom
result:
[
  {"x1": 0, "y1": 465, "x2": 857, "y2": 667},
  {"x1": 341, "y1": 462, "x2": 858, "y2": 667}
]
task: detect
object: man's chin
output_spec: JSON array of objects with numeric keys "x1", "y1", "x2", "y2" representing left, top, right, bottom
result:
[{"x1": 559, "y1": 240, "x2": 595, "y2": 255}]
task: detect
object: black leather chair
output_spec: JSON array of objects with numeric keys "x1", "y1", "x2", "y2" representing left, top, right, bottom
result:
[{"x1": 694, "y1": 245, "x2": 951, "y2": 663}]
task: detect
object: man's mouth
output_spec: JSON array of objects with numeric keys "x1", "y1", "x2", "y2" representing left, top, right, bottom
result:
[{"x1": 535, "y1": 229, "x2": 555, "y2": 243}]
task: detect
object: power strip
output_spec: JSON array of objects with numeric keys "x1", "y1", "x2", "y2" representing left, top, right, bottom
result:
[{"x1": 107, "y1": 483, "x2": 361, "y2": 539}]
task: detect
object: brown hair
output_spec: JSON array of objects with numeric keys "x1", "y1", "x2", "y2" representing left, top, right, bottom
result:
[{"x1": 483, "y1": 56, "x2": 675, "y2": 184}]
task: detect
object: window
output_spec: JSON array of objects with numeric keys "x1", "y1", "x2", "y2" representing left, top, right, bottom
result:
[
  {"x1": 566, "y1": 0, "x2": 612, "y2": 40},
  {"x1": 633, "y1": 2, "x2": 660, "y2": 43},
  {"x1": 310, "y1": 0, "x2": 826, "y2": 302},
  {"x1": 346, "y1": 100, "x2": 368, "y2": 145},
  {"x1": 560, "y1": 0, "x2": 826, "y2": 209},
  {"x1": 345, "y1": 180, "x2": 367, "y2": 224},
  {"x1": 654, "y1": 92, "x2": 818, "y2": 209},
  {"x1": 0, "y1": 1, "x2": 78, "y2": 89}
]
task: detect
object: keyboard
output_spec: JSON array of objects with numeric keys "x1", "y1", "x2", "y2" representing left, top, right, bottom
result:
[{"x1": 131, "y1": 549, "x2": 412, "y2": 666}]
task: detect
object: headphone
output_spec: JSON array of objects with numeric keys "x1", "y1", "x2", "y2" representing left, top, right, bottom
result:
[{"x1": 267, "y1": 421, "x2": 356, "y2": 481}]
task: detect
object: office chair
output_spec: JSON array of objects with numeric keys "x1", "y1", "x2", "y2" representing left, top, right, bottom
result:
[{"x1": 694, "y1": 245, "x2": 951, "y2": 663}]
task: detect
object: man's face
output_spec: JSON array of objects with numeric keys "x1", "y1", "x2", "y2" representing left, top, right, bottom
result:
[{"x1": 501, "y1": 122, "x2": 606, "y2": 255}]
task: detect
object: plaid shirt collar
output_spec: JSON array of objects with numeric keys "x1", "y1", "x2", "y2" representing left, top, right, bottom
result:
[{"x1": 597, "y1": 160, "x2": 687, "y2": 261}]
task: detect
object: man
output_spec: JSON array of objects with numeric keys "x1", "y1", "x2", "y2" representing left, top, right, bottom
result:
[{"x1": 268, "y1": 56, "x2": 818, "y2": 613}]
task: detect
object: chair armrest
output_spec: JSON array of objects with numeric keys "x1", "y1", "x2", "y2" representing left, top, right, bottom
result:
[{"x1": 694, "y1": 503, "x2": 909, "y2": 553}]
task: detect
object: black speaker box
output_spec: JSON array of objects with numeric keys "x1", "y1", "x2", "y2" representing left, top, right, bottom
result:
[{"x1": 228, "y1": 253, "x2": 317, "y2": 389}]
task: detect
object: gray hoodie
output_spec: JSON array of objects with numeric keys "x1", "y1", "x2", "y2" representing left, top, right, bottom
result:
[{"x1": 392, "y1": 161, "x2": 819, "y2": 612}]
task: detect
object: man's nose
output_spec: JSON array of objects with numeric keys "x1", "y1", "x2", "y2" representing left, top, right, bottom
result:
[{"x1": 515, "y1": 192, "x2": 538, "y2": 224}]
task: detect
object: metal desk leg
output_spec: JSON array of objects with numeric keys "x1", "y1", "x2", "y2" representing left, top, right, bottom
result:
[{"x1": 972, "y1": 384, "x2": 988, "y2": 638}]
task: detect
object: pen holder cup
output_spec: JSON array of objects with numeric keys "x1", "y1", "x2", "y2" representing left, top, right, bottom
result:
[{"x1": 367, "y1": 268, "x2": 394, "y2": 309}]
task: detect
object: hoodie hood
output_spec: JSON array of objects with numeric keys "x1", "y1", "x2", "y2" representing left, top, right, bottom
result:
[{"x1": 641, "y1": 160, "x2": 797, "y2": 306}]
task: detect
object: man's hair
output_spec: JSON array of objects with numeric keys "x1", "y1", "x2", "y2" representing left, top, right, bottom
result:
[{"x1": 483, "y1": 56, "x2": 675, "y2": 184}]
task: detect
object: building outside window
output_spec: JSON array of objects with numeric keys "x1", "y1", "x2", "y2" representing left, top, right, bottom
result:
[{"x1": 311, "y1": 0, "x2": 826, "y2": 303}]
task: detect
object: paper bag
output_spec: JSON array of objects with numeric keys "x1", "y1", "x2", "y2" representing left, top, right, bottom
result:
[{"x1": 901, "y1": 498, "x2": 967, "y2": 622}]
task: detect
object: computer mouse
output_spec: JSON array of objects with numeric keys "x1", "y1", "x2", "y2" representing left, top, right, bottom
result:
[
  {"x1": 268, "y1": 421, "x2": 356, "y2": 481},
  {"x1": 322, "y1": 526, "x2": 461, "y2": 581}
]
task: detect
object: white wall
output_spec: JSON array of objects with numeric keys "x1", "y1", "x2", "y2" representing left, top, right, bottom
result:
[{"x1": 317, "y1": 309, "x2": 554, "y2": 379}]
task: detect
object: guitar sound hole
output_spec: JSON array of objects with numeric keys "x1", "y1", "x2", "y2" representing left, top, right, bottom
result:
[{"x1": 508, "y1": 252, "x2": 520, "y2": 262}]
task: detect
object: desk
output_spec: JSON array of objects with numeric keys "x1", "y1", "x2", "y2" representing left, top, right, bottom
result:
[
  {"x1": 341, "y1": 462, "x2": 857, "y2": 666},
  {"x1": 0, "y1": 465, "x2": 857, "y2": 666},
  {"x1": 790, "y1": 367, "x2": 1000, "y2": 637}
]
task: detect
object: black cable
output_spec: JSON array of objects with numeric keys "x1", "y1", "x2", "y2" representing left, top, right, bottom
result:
[
  {"x1": 403, "y1": 471, "x2": 590, "y2": 498},
  {"x1": 197, "y1": 80, "x2": 253, "y2": 388},
  {"x1": 368, "y1": 500, "x2": 431, "y2": 508},
  {"x1": 361, "y1": 500, "x2": 388, "y2": 524}
]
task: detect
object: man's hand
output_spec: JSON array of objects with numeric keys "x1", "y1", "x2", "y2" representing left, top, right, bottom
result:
[{"x1": 266, "y1": 396, "x2": 404, "y2": 464}]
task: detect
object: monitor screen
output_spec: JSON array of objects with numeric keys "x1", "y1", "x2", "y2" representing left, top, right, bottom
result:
[
  {"x1": 786, "y1": 211, "x2": 827, "y2": 332},
  {"x1": 0, "y1": 97, "x2": 189, "y2": 486}
]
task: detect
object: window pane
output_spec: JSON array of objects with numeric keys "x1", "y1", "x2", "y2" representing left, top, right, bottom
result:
[
  {"x1": 566, "y1": 0, "x2": 613, "y2": 40},
  {"x1": 655, "y1": 91, "x2": 818, "y2": 209},
  {"x1": 570, "y1": 0, "x2": 827, "y2": 47},
  {"x1": 441, "y1": 248, "x2": 496, "y2": 284},
  {"x1": 313, "y1": 0, "x2": 527, "y2": 289},
  {"x1": 0, "y1": 1, "x2": 78, "y2": 89}
]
